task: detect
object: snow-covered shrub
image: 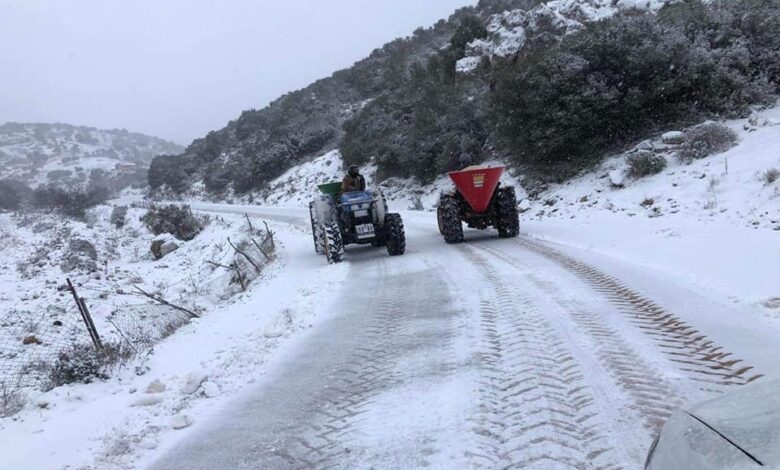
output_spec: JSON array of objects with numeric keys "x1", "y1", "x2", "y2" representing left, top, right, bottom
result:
[
  {"x1": 110, "y1": 205, "x2": 128, "y2": 228},
  {"x1": 32, "y1": 184, "x2": 111, "y2": 218},
  {"x1": 17, "y1": 246, "x2": 50, "y2": 279},
  {"x1": 48, "y1": 344, "x2": 107, "y2": 387},
  {"x1": 0, "y1": 382, "x2": 25, "y2": 418},
  {"x1": 678, "y1": 124, "x2": 738, "y2": 162},
  {"x1": 148, "y1": 154, "x2": 189, "y2": 193},
  {"x1": 61, "y1": 238, "x2": 98, "y2": 273},
  {"x1": 0, "y1": 179, "x2": 31, "y2": 211},
  {"x1": 141, "y1": 204, "x2": 205, "y2": 241},
  {"x1": 762, "y1": 168, "x2": 779, "y2": 185},
  {"x1": 409, "y1": 194, "x2": 424, "y2": 211},
  {"x1": 47, "y1": 342, "x2": 129, "y2": 388},
  {"x1": 627, "y1": 151, "x2": 667, "y2": 178}
]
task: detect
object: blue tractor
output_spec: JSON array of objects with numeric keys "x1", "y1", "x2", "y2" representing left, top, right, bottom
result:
[{"x1": 309, "y1": 182, "x2": 406, "y2": 263}]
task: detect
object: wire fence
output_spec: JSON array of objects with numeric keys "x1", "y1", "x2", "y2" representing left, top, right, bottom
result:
[
  {"x1": 0, "y1": 304, "x2": 90, "y2": 389},
  {"x1": 1, "y1": 215, "x2": 276, "y2": 396},
  {"x1": 106, "y1": 303, "x2": 193, "y2": 353}
]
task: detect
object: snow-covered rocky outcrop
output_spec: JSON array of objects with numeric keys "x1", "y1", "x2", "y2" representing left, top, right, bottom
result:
[{"x1": 457, "y1": 0, "x2": 674, "y2": 73}]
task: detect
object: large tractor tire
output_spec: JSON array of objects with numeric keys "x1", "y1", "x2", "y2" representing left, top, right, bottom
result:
[
  {"x1": 323, "y1": 222, "x2": 344, "y2": 263},
  {"x1": 495, "y1": 186, "x2": 520, "y2": 238},
  {"x1": 309, "y1": 202, "x2": 325, "y2": 254},
  {"x1": 384, "y1": 213, "x2": 406, "y2": 256},
  {"x1": 437, "y1": 195, "x2": 464, "y2": 244}
]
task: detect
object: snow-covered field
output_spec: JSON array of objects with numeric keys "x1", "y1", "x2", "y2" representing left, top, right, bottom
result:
[{"x1": 1, "y1": 106, "x2": 779, "y2": 468}]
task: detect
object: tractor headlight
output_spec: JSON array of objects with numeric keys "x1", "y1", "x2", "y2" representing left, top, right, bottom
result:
[{"x1": 354, "y1": 210, "x2": 369, "y2": 217}]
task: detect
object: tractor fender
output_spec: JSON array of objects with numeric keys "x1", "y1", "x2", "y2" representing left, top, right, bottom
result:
[
  {"x1": 312, "y1": 195, "x2": 337, "y2": 225},
  {"x1": 373, "y1": 190, "x2": 388, "y2": 227}
]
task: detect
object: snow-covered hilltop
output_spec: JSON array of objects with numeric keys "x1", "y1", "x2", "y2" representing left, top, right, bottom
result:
[
  {"x1": 458, "y1": 0, "x2": 673, "y2": 73},
  {"x1": 0, "y1": 122, "x2": 182, "y2": 187}
]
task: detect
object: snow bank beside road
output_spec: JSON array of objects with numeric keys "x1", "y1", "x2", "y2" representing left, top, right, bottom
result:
[
  {"x1": 520, "y1": 106, "x2": 780, "y2": 327},
  {"x1": 524, "y1": 216, "x2": 780, "y2": 318},
  {"x1": 0, "y1": 214, "x2": 347, "y2": 470}
]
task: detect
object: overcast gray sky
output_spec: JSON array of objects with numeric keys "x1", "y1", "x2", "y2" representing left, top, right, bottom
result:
[{"x1": 0, "y1": 0, "x2": 476, "y2": 145}]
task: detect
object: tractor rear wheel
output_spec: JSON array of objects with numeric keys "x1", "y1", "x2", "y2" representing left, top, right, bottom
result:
[
  {"x1": 323, "y1": 222, "x2": 344, "y2": 263},
  {"x1": 438, "y1": 195, "x2": 464, "y2": 244},
  {"x1": 495, "y1": 186, "x2": 520, "y2": 238},
  {"x1": 384, "y1": 213, "x2": 406, "y2": 256}
]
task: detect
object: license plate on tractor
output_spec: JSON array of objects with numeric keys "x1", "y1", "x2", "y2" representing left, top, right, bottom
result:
[{"x1": 355, "y1": 224, "x2": 375, "y2": 238}]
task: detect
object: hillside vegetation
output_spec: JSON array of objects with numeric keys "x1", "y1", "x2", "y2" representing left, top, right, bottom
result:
[
  {"x1": 0, "y1": 122, "x2": 182, "y2": 212},
  {"x1": 149, "y1": 0, "x2": 780, "y2": 193}
]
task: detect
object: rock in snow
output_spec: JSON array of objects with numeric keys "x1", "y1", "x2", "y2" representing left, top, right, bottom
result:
[
  {"x1": 201, "y1": 381, "x2": 221, "y2": 398},
  {"x1": 761, "y1": 297, "x2": 780, "y2": 309},
  {"x1": 131, "y1": 395, "x2": 164, "y2": 407},
  {"x1": 150, "y1": 234, "x2": 180, "y2": 260},
  {"x1": 171, "y1": 414, "x2": 193, "y2": 430},
  {"x1": 518, "y1": 199, "x2": 532, "y2": 213},
  {"x1": 608, "y1": 170, "x2": 625, "y2": 188},
  {"x1": 145, "y1": 379, "x2": 167, "y2": 394},
  {"x1": 182, "y1": 370, "x2": 208, "y2": 395},
  {"x1": 263, "y1": 326, "x2": 285, "y2": 338},
  {"x1": 662, "y1": 131, "x2": 685, "y2": 145}
]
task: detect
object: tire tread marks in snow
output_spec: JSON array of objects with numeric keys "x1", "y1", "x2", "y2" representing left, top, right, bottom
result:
[
  {"x1": 519, "y1": 238, "x2": 763, "y2": 387},
  {"x1": 267, "y1": 277, "x2": 449, "y2": 468},
  {"x1": 475, "y1": 243, "x2": 684, "y2": 434},
  {"x1": 463, "y1": 248, "x2": 621, "y2": 470},
  {"x1": 438, "y1": 194, "x2": 464, "y2": 243}
]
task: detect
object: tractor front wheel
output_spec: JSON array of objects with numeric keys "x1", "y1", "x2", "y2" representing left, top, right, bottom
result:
[
  {"x1": 309, "y1": 202, "x2": 324, "y2": 254},
  {"x1": 438, "y1": 195, "x2": 464, "y2": 244},
  {"x1": 495, "y1": 186, "x2": 520, "y2": 238},
  {"x1": 323, "y1": 222, "x2": 344, "y2": 263},
  {"x1": 385, "y1": 214, "x2": 406, "y2": 256}
]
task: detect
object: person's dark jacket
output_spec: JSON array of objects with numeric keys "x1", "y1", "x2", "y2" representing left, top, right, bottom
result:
[{"x1": 342, "y1": 174, "x2": 366, "y2": 192}]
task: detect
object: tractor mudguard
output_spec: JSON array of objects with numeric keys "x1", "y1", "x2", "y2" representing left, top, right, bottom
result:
[{"x1": 312, "y1": 195, "x2": 337, "y2": 225}]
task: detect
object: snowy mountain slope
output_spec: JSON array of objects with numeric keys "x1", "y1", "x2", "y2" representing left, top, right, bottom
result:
[
  {"x1": 527, "y1": 105, "x2": 780, "y2": 231},
  {"x1": 257, "y1": 104, "x2": 779, "y2": 228},
  {"x1": 0, "y1": 122, "x2": 182, "y2": 186}
]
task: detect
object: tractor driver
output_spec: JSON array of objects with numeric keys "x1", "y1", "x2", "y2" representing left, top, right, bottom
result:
[{"x1": 342, "y1": 165, "x2": 366, "y2": 192}]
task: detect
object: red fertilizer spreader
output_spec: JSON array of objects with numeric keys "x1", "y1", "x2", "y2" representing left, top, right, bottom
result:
[{"x1": 436, "y1": 166, "x2": 519, "y2": 243}]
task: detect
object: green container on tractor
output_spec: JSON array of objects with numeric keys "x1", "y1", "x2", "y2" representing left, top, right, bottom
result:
[{"x1": 317, "y1": 182, "x2": 343, "y2": 198}]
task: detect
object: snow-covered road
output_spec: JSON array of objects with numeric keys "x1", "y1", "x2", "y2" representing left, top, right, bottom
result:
[{"x1": 147, "y1": 203, "x2": 775, "y2": 469}]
